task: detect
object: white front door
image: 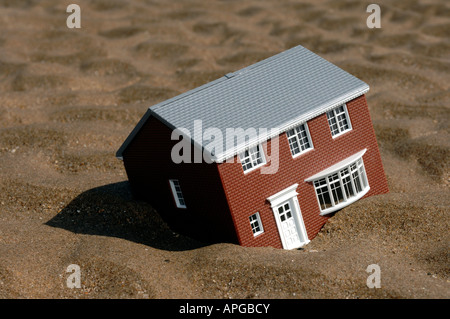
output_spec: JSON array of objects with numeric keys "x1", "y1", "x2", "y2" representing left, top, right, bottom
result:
[
  {"x1": 267, "y1": 184, "x2": 310, "y2": 250},
  {"x1": 275, "y1": 200, "x2": 302, "y2": 249}
]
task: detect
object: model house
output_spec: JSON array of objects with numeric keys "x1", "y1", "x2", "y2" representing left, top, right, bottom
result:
[{"x1": 116, "y1": 45, "x2": 389, "y2": 250}]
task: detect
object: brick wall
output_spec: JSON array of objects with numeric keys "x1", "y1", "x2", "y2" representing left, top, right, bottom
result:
[{"x1": 217, "y1": 94, "x2": 389, "y2": 248}]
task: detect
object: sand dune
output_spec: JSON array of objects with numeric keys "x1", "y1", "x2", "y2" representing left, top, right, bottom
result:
[{"x1": 0, "y1": 0, "x2": 448, "y2": 298}]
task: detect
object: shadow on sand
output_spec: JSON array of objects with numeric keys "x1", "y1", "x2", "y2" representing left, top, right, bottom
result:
[{"x1": 46, "y1": 181, "x2": 212, "y2": 251}]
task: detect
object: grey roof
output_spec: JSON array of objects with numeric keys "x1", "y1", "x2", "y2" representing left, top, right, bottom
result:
[{"x1": 117, "y1": 45, "x2": 369, "y2": 161}]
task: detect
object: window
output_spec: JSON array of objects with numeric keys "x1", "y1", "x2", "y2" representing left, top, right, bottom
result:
[
  {"x1": 286, "y1": 123, "x2": 313, "y2": 157},
  {"x1": 313, "y1": 158, "x2": 369, "y2": 214},
  {"x1": 249, "y1": 212, "x2": 264, "y2": 236},
  {"x1": 169, "y1": 179, "x2": 186, "y2": 209},
  {"x1": 326, "y1": 104, "x2": 351, "y2": 137},
  {"x1": 239, "y1": 144, "x2": 266, "y2": 173}
]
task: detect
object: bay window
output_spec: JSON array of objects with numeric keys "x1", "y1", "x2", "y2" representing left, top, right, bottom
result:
[{"x1": 305, "y1": 150, "x2": 370, "y2": 215}]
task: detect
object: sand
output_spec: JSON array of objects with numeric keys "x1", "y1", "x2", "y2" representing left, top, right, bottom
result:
[{"x1": 0, "y1": 0, "x2": 448, "y2": 299}]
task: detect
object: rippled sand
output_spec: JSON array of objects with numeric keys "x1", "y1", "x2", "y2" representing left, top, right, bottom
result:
[{"x1": 0, "y1": 0, "x2": 448, "y2": 298}]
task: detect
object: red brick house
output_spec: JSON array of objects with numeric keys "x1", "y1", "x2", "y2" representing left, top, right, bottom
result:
[{"x1": 116, "y1": 45, "x2": 389, "y2": 249}]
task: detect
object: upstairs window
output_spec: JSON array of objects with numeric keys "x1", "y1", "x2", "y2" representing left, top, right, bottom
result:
[
  {"x1": 327, "y1": 104, "x2": 352, "y2": 137},
  {"x1": 169, "y1": 179, "x2": 186, "y2": 209},
  {"x1": 286, "y1": 123, "x2": 313, "y2": 157},
  {"x1": 249, "y1": 212, "x2": 264, "y2": 236},
  {"x1": 239, "y1": 144, "x2": 266, "y2": 173}
]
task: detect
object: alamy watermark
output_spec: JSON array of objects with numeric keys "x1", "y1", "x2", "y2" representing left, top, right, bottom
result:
[
  {"x1": 66, "y1": 264, "x2": 81, "y2": 289},
  {"x1": 366, "y1": 264, "x2": 381, "y2": 288},
  {"x1": 170, "y1": 120, "x2": 280, "y2": 174},
  {"x1": 66, "y1": 4, "x2": 81, "y2": 29},
  {"x1": 65, "y1": 4, "x2": 380, "y2": 30},
  {"x1": 366, "y1": 4, "x2": 381, "y2": 29}
]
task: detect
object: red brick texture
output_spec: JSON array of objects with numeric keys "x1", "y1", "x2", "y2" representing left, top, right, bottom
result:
[{"x1": 216, "y1": 94, "x2": 389, "y2": 248}]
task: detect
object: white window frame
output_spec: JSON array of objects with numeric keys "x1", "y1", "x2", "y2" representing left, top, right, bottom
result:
[
  {"x1": 249, "y1": 212, "x2": 264, "y2": 237},
  {"x1": 326, "y1": 104, "x2": 352, "y2": 138},
  {"x1": 239, "y1": 144, "x2": 266, "y2": 174},
  {"x1": 286, "y1": 123, "x2": 313, "y2": 158},
  {"x1": 169, "y1": 179, "x2": 187, "y2": 209},
  {"x1": 308, "y1": 154, "x2": 370, "y2": 216}
]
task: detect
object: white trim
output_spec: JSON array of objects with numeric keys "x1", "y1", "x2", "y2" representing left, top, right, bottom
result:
[
  {"x1": 287, "y1": 122, "x2": 314, "y2": 158},
  {"x1": 305, "y1": 149, "x2": 367, "y2": 182},
  {"x1": 169, "y1": 179, "x2": 187, "y2": 209},
  {"x1": 290, "y1": 196, "x2": 310, "y2": 247},
  {"x1": 267, "y1": 184, "x2": 310, "y2": 249},
  {"x1": 267, "y1": 183, "x2": 299, "y2": 207},
  {"x1": 319, "y1": 186, "x2": 370, "y2": 215},
  {"x1": 249, "y1": 212, "x2": 264, "y2": 237},
  {"x1": 303, "y1": 122, "x2": 314, "y2": 152},
  {"x1": 239, "y1": 144, "x2": 267, "y2": 174},
  {"x1": 292, "y1": 147, "x2": 313, "y2": 158},
  {"x1": 327, "y1": 103, "x2": 352, "y2": 138},
  {"x1": 213, "y1": 88, "x2": 369, "y2": 162}
]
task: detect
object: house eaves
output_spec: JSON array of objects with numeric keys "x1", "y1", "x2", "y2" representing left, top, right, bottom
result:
[{"x1": 117, "y1": 45, "x2": 369, "y2": 163}]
